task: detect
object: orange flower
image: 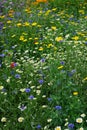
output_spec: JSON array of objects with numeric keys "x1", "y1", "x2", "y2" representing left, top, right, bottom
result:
[{"x1": 36, "y1": 0, "x2": 47, "y2": 3}]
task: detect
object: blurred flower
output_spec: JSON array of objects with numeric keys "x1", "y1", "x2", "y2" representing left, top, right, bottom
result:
[
  {"x1": 72, "y1": 36, "x2": 79, "y2": 41},
  {"x1": 60, "y1": 61, "x2": 65, "y2": 65},
  {"x1": 55, "y1": 105, "x2": 62, "y2": 110},
  {"x1": 29, "y1": 95, "x2": 34, "y2": 99},
  {"x1": 55, "y1": 126, "x2": 61, "y2": 130},
  {"x1": 18, "y1": 104, "x2": 27, "y2": 111},
  {"x1": 0, "y1": 54, "x2": 5, "y2": 57},
  {"x1": 0, "y1": 86, "x2": 4, "y2": 90},
  {"x1": 36, "y1": 124, "x2": 41, "y2": 129},
  {"x1": 78, "y1": 128, "x2": 84, "y2": 130},
  {"x1": 51, "y1": 26, "x2": 57, "y2": 30},
  {"x1": 38, "y1": 79, "x2": 44, "y2": 84},
  {"x1": 15, "y1": 74, "x2": 21, "y2": 79},
  {"x1": 55, "y1": 37, "x2": 63, "y2": 42},
  {"x1": 10, "y1": 62, "x2": 17, "y2": 68},
  {"x1": 58, "y1": 66, "x2": 63, "y2": 69},
  {"x1": 18, "y1": 117, "x2": 24, "y2": 122},
  {"x1": 76, "y1": 118, "x2": 83, "y2": 123},
  {"x1": 47, "y1": 97, "x2": 52, "y2": 101},
  {"x1": 47, "y1": 118, "x2": 52, "y2": 122},
  {"x1": 25, "y1": 88, "x2": 31, "y2": 93},
  {"x1": 68, "y1": 123, "x2": 74, "y2": 129},
  {"x1": 80, "y1": 113, "x2": 86, "y2": 118},
  {"x1": 41, "y1": 58, "x2": 45, "y2": 62},
  {"x1": 1, "y1": 117, "x2": 7, "y2": 122},
  {"x1": 20, "y1": 88, "x2": 25, "y2": 92},
  {"x1": 73, "y1": 91, "x2": 78, "y2": 96}
]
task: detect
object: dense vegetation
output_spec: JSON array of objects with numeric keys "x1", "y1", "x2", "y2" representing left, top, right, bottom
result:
[{"x1": 0, "y1": 0, "x2": 87, "y2": 130}]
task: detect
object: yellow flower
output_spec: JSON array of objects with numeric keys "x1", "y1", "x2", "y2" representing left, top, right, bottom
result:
[
  {"x1": 34, "y1": 42, "x2": 39, "y2": 45},
  {"x1": 76, "y1": 118, "x2": 83, "y2": 123},
  {"x1": 7, "y1": 20, "x2": 12, "y2": 24},
  {"x1": 55, "y1": 37, "x2": 63, "y2": 42},
  {"x1": 52, "y1": 8, "x2": 57, "y2": 11},
  {"x1": 18, "y1": 117, "x2": 24, "y2": 122},
  {"x1": 23, "y1": 39, "x2": 27, "y2": 42},
  {"x1": 47, "y1": 44, "x2": 53, "y2": 48},
  {"x1": 19, "y1": 36, "x2": 24, "y2": 41},
  {"x1": 83, "y1": 77, "x2": 87, "y2": 81},
  {"x1": 16, "y1": 23, "x2": 22, "y2": 27},
  {"x1": 72, "y1": 36, "x2": 79, "y2": 41},
  {"x1": 0, "y1": 86, "x2": 4, "y2": 90},
  {"x1": 23, "y1": 22, "x2": 30, "y2": 26},
  {"x1": 73, "y1": 91, "x2": 78, "y2": 96},
  {"x1": 51, "y1": 26, "x2": 57, "y2": 30},
  {"x1": 0, "y1": 15, "x2": 5, "y2": 19},
  {"x1": 79, "y1": 10, "x2": 84, "y2": 14},
  {"x1": 39, "y1": 47, "x2": 43, "y2": 51},
  {"x1": 58, "y1": 66, "x2": 63, "y2": 69},
  {"x1": 34, "y1": 37, "x2": 38, "y2": 40},
  {"x1": 55, "y1": 126, "x2": 61, "y2": 130},
  {"x1": 3, "y1": 26, "x2": 6, "y2": 29},
  {"x1": 1, "y1": 117, "x2": 7, "y2": 122},
  {"x1": 32, "y1": 22, "x2": 37, "y2": 26}
]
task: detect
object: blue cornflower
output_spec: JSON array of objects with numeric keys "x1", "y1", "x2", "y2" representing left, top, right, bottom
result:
[
  {"x1": 38, "y1": 79, "x2": 44, "y2": 84},
  {"x1": 85, "y1": 42, "x2": 87, "y2": 45},
  {"x1": 25, "y1": 88, "x2": 31, "y2": 93},
  {"x1": 47, "y1": 97, "x2": 52, "y2": 101},
  {"x1": 68, "y1": 123, "x2": 74, "y2": 129},
  {"x1": 41, "y1": 58, "x2": 45, "y2": 62},
  {"x1": 15, "y1": 74, "x2": 20, "y2": 79},
  {"x1": 0, "y1": 54, "x2": 5, "y2": 57},
  {"x1": 36, "y1": 124, "x2": 41, "y2": 129},
  {"x1": 55, "y1": 105, "x2": 62, "y2": 110},
  {"x1": 60, "y1": 61, "x2": 65, "y2": 65},
  {"x1": 29, "y1": 95, "x2": 34, "y2": 99}
]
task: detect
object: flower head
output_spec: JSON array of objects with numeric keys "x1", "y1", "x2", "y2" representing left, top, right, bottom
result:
[
  {"x1": 55, "y1": 105, "x2": 62, "y2": 110},
  {"x1": 76, "y1": 118, "x2": 83, "y2": 123},
  {"x1": 68, "y1": 123, "x2": 74, "y2": 129},
  {"x1": 18, "y1": 117, "x2": 24, "y2": 122},
  {"x1": 55, "y1": 126, "x2": 61, "y2": 130},
  {"x1": 36, "y1": 124, "x2": 41, "y2": 129}
]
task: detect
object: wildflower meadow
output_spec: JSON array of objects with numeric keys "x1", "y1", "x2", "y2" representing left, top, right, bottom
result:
[{"x1": 0, "y1": 0, "x2": 87, "y2": 129}]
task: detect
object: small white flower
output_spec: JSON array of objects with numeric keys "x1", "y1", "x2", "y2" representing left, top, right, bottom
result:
[
  {"x1": 47, "y1": 118, "x2": 52, "y2": 122},
  {"x1": 79, "y1": 127, "x2": 84, "y2": 130},
  {"x1": 0, "y1": 86, "x2": 4, "y2": 90},
  {"x1": 76, "y1": 118, "x2": 83, "y2": 123},
  {"x1": 80, "y1": 113, "x2": 86, "y2": 118},
  {"x1": 1, "y1": 117, "x2": 7, "y2": 122},
  {"x1": 55, "y1": 126, "x2": 61, "y2": 130},
  {"x1": 18, "y1": 117, "x2": 24, "y2": 122}
]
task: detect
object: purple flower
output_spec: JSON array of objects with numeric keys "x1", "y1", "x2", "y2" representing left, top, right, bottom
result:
[
  {"x1": 60, "y1": 61, "x2": 65, "y2": 65},
  {"x1": 38, "y1": 79, "x2": 44, "y2": 84},
  {"x1": 55, "y1": 105, "x2": 62, "y2": 110},
  {"x1": 47, "y1": 97, "x2": 52, "y2": 101},
  {"x1": 25, "y1": 88, "x2": 31, "y2": 93},
  {"x1": 41, "y1": 58, "x2": 45, "y2": 62},
  {"x1": 36, "y1": 124, "x2": 41, "y2": 129},
  {"x1": 68, "y1": 123, "x2": 74, "y2": 129},
  {"x1": 39, "y1": 79, "x2": 44, "y2": 84},
  {"x1": 0, "y1": 54, "x2": 5, "y2": 57},
  {"x1": 18, "y1": 104, "x2": 27, "y2": 111},
  {"x1": 15, "y1": 74, "x2": 20, "y2": 79},
  {"x1": 29, "y1": 95, "x2": 34, "y2": 99}
]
